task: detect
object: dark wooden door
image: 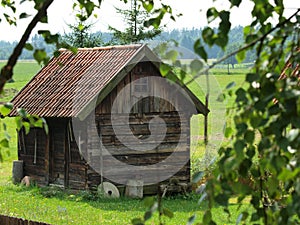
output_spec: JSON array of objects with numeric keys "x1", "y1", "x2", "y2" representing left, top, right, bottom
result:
[{"x1": 48, "y1": 119, "x2": 69, "y2": 187}]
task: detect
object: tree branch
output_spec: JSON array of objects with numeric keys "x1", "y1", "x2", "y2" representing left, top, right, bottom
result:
[
  {"x1": 0, "y1": 0, "x2": 54, "y2": 93},
  {"x1": 185, "y1": 8, "x2": 300, "y2": 87}
]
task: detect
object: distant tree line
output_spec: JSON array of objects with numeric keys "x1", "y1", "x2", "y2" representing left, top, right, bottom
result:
[{"x1": 0, "y1": 26, "x2": 256, "y2": 63}]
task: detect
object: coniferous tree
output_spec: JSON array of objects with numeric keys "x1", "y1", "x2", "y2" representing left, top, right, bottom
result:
[
  {"x1": 109, "y1": 0, "x2": 161, "y2": 44},
  {"x1": 61, "y1": 9, "x2": 103, "y2": 48}
]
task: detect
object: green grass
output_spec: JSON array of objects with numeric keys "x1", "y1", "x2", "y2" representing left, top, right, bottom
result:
[
  {"x1": 0, "y1": 183, "x2": 253, "y2": 225},
  {"x1": 189, "y1": 67, "x2": 249, "y2": 170},
  {"x1": 0, "y1": 61, "x2": 252, "y2": 224},
  {"x1": 0, "y1": 61, "x2": 41, "y2": 102}
]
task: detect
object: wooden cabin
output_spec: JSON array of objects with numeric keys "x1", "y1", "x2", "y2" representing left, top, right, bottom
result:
[{"x1": 10, "y1": 44, "x2": 209, "y2": 194}]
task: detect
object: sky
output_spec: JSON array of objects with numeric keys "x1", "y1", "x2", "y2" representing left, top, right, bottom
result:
[{"x1": 0, "y1": 0, "x2": 299, "y2": 42}]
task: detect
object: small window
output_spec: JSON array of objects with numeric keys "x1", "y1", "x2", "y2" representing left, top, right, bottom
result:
[{"x1": 132, "y1": 75, "x2": 149, "y2": 97}]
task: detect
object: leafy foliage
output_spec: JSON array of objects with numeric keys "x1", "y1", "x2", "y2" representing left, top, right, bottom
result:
[
  {"x1": 197, "y1": 2, "x2": 300, "y2": 224},
  {"x1": 132, "y1": 197, "x2": 174, "y2": 225},
  {"x1": 0, "y1": 104, "x2": 48, "y2": 161}
]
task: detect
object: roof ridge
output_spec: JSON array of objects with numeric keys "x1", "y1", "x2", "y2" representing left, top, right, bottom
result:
[{"x1": 59, "y1": 44, "x2": 144, "y2": 52}]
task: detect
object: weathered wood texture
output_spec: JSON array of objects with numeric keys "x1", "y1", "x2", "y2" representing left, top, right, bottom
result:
[
  {"x1": 0, "y1": 215, "x2": 51, "y2": 225},
  {"x1": 84, "y1": 62, "x2": 192, "y2": 192},
  {"x1": 97, "y1": 62, "x2": 196, "y2": 115},
  {"x1": 18, "y1": 127, "x2": 47, "y2": 186},
  {"x1": 17, "y1": 61, "x2": 193, "y2": 194}
]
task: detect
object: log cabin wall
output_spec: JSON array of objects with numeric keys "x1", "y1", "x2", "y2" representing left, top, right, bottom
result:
[
  {"x1": 48, "y1": 118, "x2": 88, "y2": 190},
  {"x1": 47, "y1": 118, "x2": 68, "y2": 187},
  {"x1": 86, "y1": 61, "x2": 193, "y2": 193},
  {"x1": 18, "y1": 127, "x2": 48, "y2": 186},
  {"x1": 18, "y1": 118, "x2": 88, "y2": 189},
  {"x1": 17, "y1": 61, "x2": 195, "y2": 194},
  {"x1": 65, "y1": 119, "x2": 88, "y2": 190}
]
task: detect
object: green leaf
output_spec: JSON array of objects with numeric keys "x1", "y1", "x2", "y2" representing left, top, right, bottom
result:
[
  {"x1": 215, "y1": 194, "x2": 229, "y2": 206},
  {"x1": 206, "y1": 7, "x2": 218, "y2": 23},
  {"x1": 23, "y1": 122, "x2": 30, "y2": 135},
  {"x1": 234, "y1": 140, "x2": 245, "y2": 160},
  {"x1": 78, "y1": 23, "x2": 85, "y2": 31},
  {"x1": 143, "y1": 196, "x2": 155, "y2": 208},
  {"x1": 226, "y1": 81, "x2": 236, "y2": 90},
  {"x1": 278, "y1": 168, "x2": 300, "y2": 182},
  {"x1": 165, "y1": 50, "x2": 178, "y2": 62},
  {"x1": 217, "y1": 93, "x2": 225, "y2": 102},
  {"x1": 160, "y1": 63, "x2": 171, "y2": 77},
  {"x1": 15, "y1": 117, "x2": 23, "y2": 131},
  {"x1": 0, "y1": 104, "x2": 12, "y2": 116},
  {"x1": 84, "y1": 1, "x2": 96, "y2": 17},
  {"x1": 238, "y1": 159, "x2": 252, "y2": 177},
  {"x1": 0, "y1": 139, "x2": 9, "y2": 148},
  {"x1": 236, "y1": 49, "x2": 246, "y2": 63},
  {"x1": 224, "y1": 126, "x2": 233, "y2": 138},
  {"x1": 219, "y1": 11, "x2": 231, "y2": 33},
  {"x1": 244, "y1": 130, "x2": 255, "y2": 144},
  {"x1": 142, "y1": 1, "x2": 154, "y2": 12},
  {"x1": 4, "y1": 131, "x2": 11, "y2": 141},
  {"x1": 33, "y1": 49, "x2": 48, "y2": 65},
  {"x1": 143, "y1": 210, "x2": 152, "y2": 221},
  {"x1": 194, "y1": 39, "x2": 208, "y2": 61},
  {"x1": 192, "y1": 171, "x2": 204, "y2": 184},
  {"x1": 17, "y1": 108, "x2": 28, "y2": 118},
  {"x1": 144, "y1": 17, "x2": 160, "y2": 29},
  {"x1": 235, "y1": 88, "x2": 248, "y2": 104},
  {"x1": 131, "y1": 218, "x2": 144, "y2": 225},
  {"x1": 187, "y1": 215, "x2": 196, "y2": 225},
  {"x1": 203, "y1": 210, "x2": 212, "y2": 224},
  {"x1": 246, "y1": 73, "x2": 260, "y2": 83},
  {"x1": 33, "y1": 118, "x2": 44, "y2": 128},
  {"x1": 190, "y1": 59, "x2": 203, "y2": 74},
  {"x1": 243, "y1": 25, "x2": 252, "y2": 36},
  {"x1": 236, "y1": 212, "x2": 249, "y2": 224},
  {"x1": 246, "y1": 146, "x2": 256, "y2": 158},
  {"x1": 162, "y1": 207, "x2": 174, "y2": 218},
  {"x1": 24, "y1": 43, "x2": 34, "y2": 51},
  {"x1": 230, "y1": 0, "x2": 242, "y2": 7},
  {"x1": 19, "y1": 12, "x2": 31, "y2": 19},
  {"x1": 250, "y1": 116, "x2": 262, "y2": 128},
  {"x1": 202, "y1": 27, "x2": 215, "y2": 46}
]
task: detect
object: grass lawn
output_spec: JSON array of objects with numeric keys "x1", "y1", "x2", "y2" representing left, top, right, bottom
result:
[
  {"x1": 0, "y1": 182, "x2": 253, "y2": 225},
  {"x1": 0, "y1": 61, "x2": 252, "y2": 224},
  {"x1": 0, "y1": 61, "x2": 41, "y2": 102}
]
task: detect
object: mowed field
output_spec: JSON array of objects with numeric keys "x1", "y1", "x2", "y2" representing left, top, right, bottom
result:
[{"x1": 0, "y1": 61, "x2": 252, "y2": 225}]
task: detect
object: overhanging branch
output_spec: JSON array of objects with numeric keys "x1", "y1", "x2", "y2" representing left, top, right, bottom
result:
[
  {"x1": 185, "y1": 8, "x2": 300, "y2": 86},
  {"x1": 0, "y1": 0, "x2": 54, "y2": 93}
]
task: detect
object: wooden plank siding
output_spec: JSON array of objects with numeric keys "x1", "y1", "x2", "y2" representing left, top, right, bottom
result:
[
  {"x1": 18, "y1": 127, "x2": 48, "y2": 186},
  {"x1": 17, "y1": 61, "x2": 194, "y2": 195},
  {"x1": 85, "y1": 61, "x2": 192, "y2": 193}
]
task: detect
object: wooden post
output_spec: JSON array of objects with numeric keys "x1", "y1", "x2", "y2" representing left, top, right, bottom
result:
[
  {"x1": 45, "y1": 132, "x2": 50, "y2": 185},
  {"x1": 33, "y1": 129, "x2": 37, "y2": 164},
  {"x1": 64, "y1": 123, "x2": 69, "y2": 188},
  {"x1": 204, "y1": 94, "x2": 209, "y2": 145},
  {"x1": 204, "y1": 71, "x2": 209, "y2": 145},
  {"x1": 12, "y1": 160, "x2": 23, "y2": 184}
]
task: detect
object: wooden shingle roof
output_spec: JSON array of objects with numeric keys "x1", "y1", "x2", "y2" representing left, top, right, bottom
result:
[{"x1": 10, "y1": 44, "x2": 209, "y2": 118}]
